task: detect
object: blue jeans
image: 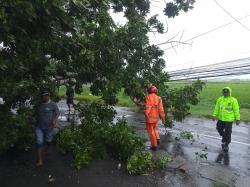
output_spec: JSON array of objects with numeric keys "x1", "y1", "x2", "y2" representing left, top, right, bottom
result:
[{"x1": 35, "y1": 127, "x2": 54, "y2": 148}]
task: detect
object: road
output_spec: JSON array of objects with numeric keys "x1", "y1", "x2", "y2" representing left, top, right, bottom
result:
[
  {"x1": 0, "y1": 102, "x2": 249, "y2": 187},
  {"x1": 116, "y1": 106, "x2": 250, "y2": 187}
]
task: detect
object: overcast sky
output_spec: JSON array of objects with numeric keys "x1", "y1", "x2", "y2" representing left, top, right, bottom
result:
[{"x1": 148, "y1": 0, "x2": 250, "y2": 73}]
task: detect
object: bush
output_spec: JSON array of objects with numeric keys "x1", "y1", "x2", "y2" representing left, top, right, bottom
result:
[
  {"x1": 56, "y1": 102, "x2": 171, "y2": 173},
  {"x1": 127, "y1": 150, "x2": 153, "y2": 175},
  {"x1": 56, "y1": 119, "x2": 145, "y2": 169},
  {"x1": 127, "y1": 151, "x2": 172, "y2": 175},
  {"x1": 56, "y1": 102, "x2": 145, "y2": 169},
  {"x1": 105, "y1": 118, "x2": 145, "y2": 161},
  {"x1": 0, "y1": 107, "x2": 34, "y2": 154},
  {"x1": 152, "y1": 153, "x2": 172, "y2": 170},
  {"x1": 0, "y1": 111, "x2": 19, "y2": 153},
  {"x1": 72, "y1": 142, "x2": 94, "y2": 169}
]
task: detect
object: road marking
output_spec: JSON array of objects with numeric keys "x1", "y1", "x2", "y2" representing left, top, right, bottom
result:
[
  {"x1": 200, "y1": 134, "x2": 250, "y2": 147},
  {"x1": 163, "y1": 128, "x2": 250, "y2": 147}
]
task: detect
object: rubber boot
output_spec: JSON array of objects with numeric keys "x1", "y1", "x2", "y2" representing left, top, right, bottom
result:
[
  {"x1": 150, "y1": 146, "x2": 157, "y2": 151},
  {"x1": 157, "y1": 139, "x2": 160, "y2": 146}
]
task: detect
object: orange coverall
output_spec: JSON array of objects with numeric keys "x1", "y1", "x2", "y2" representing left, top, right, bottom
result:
[{"x1": 145, "y1": 93, "x2": 165, "y2": 148}]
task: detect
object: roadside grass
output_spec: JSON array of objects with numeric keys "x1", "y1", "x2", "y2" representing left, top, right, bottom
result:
[
  {"x1": 59, "y1": 86, "x2": 135, "y2": 107},
  {"x1": 59, "y1": 81, "x2": 250, "y2": 121},
  {"x1": 168, "y1": 81, "x2": 250, "y2": 121}
]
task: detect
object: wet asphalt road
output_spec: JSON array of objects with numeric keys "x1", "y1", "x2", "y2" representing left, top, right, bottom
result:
[
  {"x1": 48, "y1": 102, "x2": 250, "y2": 186},
  {"x1": 115, "y1": 106, "x2": 250, "y2": 187},
  {"x1": 0, "y1": 102, "x2": 250, "y2": 187}
]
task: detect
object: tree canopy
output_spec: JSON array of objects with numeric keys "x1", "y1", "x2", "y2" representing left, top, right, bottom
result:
[
  {"x1": 0, "y1": 0, "x2": 203, "y2": 152},
  {"x1": 0, "y1": 0, "x2": 198, "y2": 107}
]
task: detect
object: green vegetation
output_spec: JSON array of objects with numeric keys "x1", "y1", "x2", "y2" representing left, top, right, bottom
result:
[
  {"x1": 127, "y1": 150, "x2": 171, "y2": 175},
  {"x1": 127, "y1": 150, "x2": 153, "y2": 175},
  {"x1": 167, "y1": 81, "x2": 250, "y2": 121},
  {"x1": 59, "y1": 86, "x2": 135, "y2": 107},
  {"x1": 56, "y1": 102, "x2": 171, "y2": 174},
  {"x1": 0, "y1": 0, "x2": 202, "y2": 154},
  {"x1": 56, "y1": 102, "x2": 145, "y2": 169},
  {"x1": 179, "y1": 131, "x2": 194, "y2": 141},
  {"x1": 0, "y1": 107, "x2": 34, "y2": 153},
  {"x1": 60, "y1": 81, "x2": 250, "y2": 122},
  {"x1": 127, "y1": 151, "x2": 171, "y2": 175},
  {"x1": 195, "y1": 151, "x2": 208, "y2": 160}
]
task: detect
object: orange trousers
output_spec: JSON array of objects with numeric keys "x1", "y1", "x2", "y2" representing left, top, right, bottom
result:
[{"x1": 146, "y1": 123, "x2": 160, "y2": 147}]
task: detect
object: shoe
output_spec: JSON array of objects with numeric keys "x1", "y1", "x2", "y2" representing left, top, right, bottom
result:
[
  {"x1": 157, "y1": 139, "x2": 160, "y2": 145},
  {"x1": 150, "y1": 146, "x2": 157, "y2": 151}
]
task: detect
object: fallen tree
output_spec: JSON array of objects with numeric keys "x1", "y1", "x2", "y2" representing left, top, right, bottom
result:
[{"x1": 0, "y1": 0, "x2": 203, "y2": 154}]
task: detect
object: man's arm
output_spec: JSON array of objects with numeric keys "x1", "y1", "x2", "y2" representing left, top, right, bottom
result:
[
  {"x1": 233, "y1": 98, "x2": 240, "y2": 125},
  {"x1": 211, "y1": 98, "x2": 219, "y2": 121},
  {"x1": 159, "y1": 98, "x2": 165, "y2": 124},
  {"x1": 52, "y1": 103, "x2": 60, "y2": 126},
  {"x1": 145, "y1": 95, "x2": 152, "y2": 118}
]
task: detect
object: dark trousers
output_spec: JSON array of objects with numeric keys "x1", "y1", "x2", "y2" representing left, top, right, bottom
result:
[{"x1": 216, "y1": 120, "x2": 233, "y2": 145}]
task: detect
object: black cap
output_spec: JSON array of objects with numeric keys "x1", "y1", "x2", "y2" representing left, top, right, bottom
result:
[{"x1": 41, "y1": 90, "x2": 50, "y2": 96}]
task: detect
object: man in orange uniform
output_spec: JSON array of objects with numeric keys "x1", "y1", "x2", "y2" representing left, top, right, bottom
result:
[{"x1": 145, "y1": 86, "x2": 165, "y2": 151}]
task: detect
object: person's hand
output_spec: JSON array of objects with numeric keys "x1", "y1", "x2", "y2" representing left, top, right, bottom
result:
[
  {"x1": 236, "y1": 120, "x2": 240, "y2": 126},
  {"x1": 51, "y1": 119, "x2": 58, "y2": 128},
  {"x1": 162, "y1": 119, "x2": 165, "y2": 125}
]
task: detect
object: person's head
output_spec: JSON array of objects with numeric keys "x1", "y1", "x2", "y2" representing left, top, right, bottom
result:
[
  {"x1": 147, "y1": 86, "x2": 157, "y2": 94},
  {"x1": 222, "y1": 87, "x2": 230, "y2": 97},
  {"x1": 41, "y1": 90, "x2": 50, "y2": 102}
]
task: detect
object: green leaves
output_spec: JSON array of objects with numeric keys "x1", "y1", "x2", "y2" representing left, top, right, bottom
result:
[
  {"x1": 195, "y1": 151, "x2": 208, "y2": 160},
  {"x1": 179, "y1": 131, "x2": 194, "y2": 140},
  {"x1": 0, "y1": 107, "x2": 35, "y2": 154},
  {"x1": 147, "y1": 15, "x2": 164, "y2": 33},
  {"x1": 127, "y1": 151, "x2": 172, "y2": 175},
  {"x1": 164, "y1": 0, "x2": 195, "y2": 18},
  {"x1": 56, "y1": 104, "x2": 145, "y2": 170},
  {"x1": 127, "y1": 150, "x2": 153, "y2": 175},
  {"x1": 0, "y1": 0, "x2": 199, "y2": 154},
  {"x1": 165, "y1": 80, "x2": 205, "y2": 121}
]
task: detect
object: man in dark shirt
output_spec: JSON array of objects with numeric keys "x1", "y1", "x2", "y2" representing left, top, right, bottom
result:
[
  {"x1": 66, "y1": 85, "x2": 74, "y2": 112},
  {"x1": 35, "y1": 90, "x2": 60, "y2": 166}
]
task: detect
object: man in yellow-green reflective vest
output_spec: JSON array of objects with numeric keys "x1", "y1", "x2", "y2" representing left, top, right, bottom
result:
[{"x1": 212, "y1": 87, "x2": 240, "y2": 152}]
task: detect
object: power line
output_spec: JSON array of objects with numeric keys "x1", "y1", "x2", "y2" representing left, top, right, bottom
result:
[
  {"x1": 214, "y1": 0, "x2": 250, "y2": 32},
  {"x1": 169, "y1": 63, "x2": 250, "y2": 77},
  {"x1": 168, "y1": 57, "x2": 250, "y2": 74},
  {"x1": 168, "y1": 57, "x2": 250, "y2": 80},
  {"x1": 169, "y1": 64, "x2": 250, "y2": 80},
  {"x1": 170, "y1": 65, "x2": 250, "y2": 78},
  {"x1": 166, "y1": 50, "x2": 250, "y2": 69},
  {"x1": 170, "y1": 70, "x2": 250, "y2": 81},
  {"x1": 157, "y1": 14, "x2": 250, "y2": 49}
]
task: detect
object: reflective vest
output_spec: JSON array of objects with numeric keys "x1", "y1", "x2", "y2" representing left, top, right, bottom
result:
[
  {"x1": 213, "y1": 86, "x2": 240, "y2": 122},
  {"x1": 213, "y1": 90, "x2": 240, "y2": 122},
  {"x1": 145, "y1": 93, "x2": 165, "y2": 123}
]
